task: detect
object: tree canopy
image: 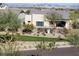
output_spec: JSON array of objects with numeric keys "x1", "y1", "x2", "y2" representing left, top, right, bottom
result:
[{"x1": 45, "y1": 13, "x2": 63, "y2": 23}]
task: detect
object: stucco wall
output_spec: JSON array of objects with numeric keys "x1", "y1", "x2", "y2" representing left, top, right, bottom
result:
[
  {"x1": 32, "y1": 14, "x2": 44, "y2": 27},
  {"x1": 65, "y1": 20, "x2": 72, "y2": 29},
  {"x1": 25, "y1": 15, "x2": 32, "y2": 24},
  {"x1": 24, "y1": 14, "x2": 49, "y2": 28},
  {"x1": 33, "y1": 14, "x2": 49, "y2": 27}
]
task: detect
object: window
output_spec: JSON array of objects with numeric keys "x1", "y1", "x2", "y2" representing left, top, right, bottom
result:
[{"x1": 36, "y1": 21, "x2": 44, "y2": 26}]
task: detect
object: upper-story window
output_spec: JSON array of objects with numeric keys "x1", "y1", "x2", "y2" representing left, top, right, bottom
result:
[{"x1": 36, "y1": 21, "x2": 44, "y2": 26}]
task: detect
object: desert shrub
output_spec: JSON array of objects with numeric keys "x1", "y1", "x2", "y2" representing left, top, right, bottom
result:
[
  {"x1": 48, "y1": 42, "x2": 55, "y2": 49},
  {"x1": 24, "y1": 24, "x2": 34, "y2": 30},
  {"x1": 66, "y1": 29, "x2": 79, "y2": 48},
  {"x1": 0, "y1": 34, "x2": 15, "y2": 43},
  {"x1": 0, "y1": 34, "x2": 20, "y2": 56},
  {"x1": 36, "y1": 41, "x2": 47, "y2": 50},
  {"x1": 0, "y1": 27, "x2": 5, "y2": 31},
  {"x1": 8, "y1": 28, "x2": 18, "y2": 32}
]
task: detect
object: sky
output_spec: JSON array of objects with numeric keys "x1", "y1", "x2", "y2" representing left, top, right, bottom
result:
[{"x1": 5, "y1": 3, "x2": 79, "y2": 9}]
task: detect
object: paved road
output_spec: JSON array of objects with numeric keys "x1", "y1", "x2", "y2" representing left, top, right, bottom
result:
[{"x1": 17, "y1": 47, "x2": 79, "y2": 56}]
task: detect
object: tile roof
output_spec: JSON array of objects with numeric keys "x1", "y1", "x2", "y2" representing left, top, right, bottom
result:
[{"x1": 0, "y1": 8, "x2": 70, "y2": 19}]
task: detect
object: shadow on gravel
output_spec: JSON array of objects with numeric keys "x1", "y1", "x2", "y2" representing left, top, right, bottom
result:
[{"x1": 17, "y1": 47, "x2": 79, "y2": 56}]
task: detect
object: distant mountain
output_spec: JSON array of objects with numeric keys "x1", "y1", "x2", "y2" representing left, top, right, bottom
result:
[{"x1": 6, "y1": 3, "x2": 79, "y2": 9}]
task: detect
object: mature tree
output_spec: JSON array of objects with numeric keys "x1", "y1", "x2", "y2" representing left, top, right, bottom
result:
[
  {"x1": 0, "y1": 11, "x2": 21, "y2": 32},
  {"x1": 45, "y1": 13, "x2": 63, "y2": 27}
]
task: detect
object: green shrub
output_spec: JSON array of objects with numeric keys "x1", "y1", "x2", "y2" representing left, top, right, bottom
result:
[
  {"x1": 0, "y1": 27, "x2": 5, "y2": 31},
  {"x1": 67, "y1": 29, "x2": 79, "y2": 48},
  {"x1": 0, "y1": 34, "x2": 19, "y2": 56},
  {"x1": 48, "y1": 42, "x2": 55, "y2": 49},
  {"x1": 24, "y1": 24, "x2": 34, "y2": 30},
  {"x1": 0, "y1": 33, "x2": 16, "y2": 43},
  {"x1": 36, "y1": 41, "x2": 47, "y2": 50}
]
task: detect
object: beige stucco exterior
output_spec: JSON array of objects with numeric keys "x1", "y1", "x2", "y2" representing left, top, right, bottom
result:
[
  {"x1": 65, "y1": 20, "x2": 72, "y2": 29},
  {"x1": 25, "y1": 15, "x2": 32, "y2": 24},
  {"x1": 24, "y1": 14, "x2": 50, "y2": 28}
]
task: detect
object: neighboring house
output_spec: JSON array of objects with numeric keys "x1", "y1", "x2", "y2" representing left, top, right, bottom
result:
[{"x1": 18, "y1": 9, "x2": 70, "y2": 34}]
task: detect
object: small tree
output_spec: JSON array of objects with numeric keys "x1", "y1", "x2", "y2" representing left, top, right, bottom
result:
[{"x1": 45, "y1": 13, "x2": 62, "y2": 26}]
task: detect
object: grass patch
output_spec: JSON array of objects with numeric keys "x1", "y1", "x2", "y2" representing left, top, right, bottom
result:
[{"x1": 16, "y1": 35, "x2": 67, "y2": 42}]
